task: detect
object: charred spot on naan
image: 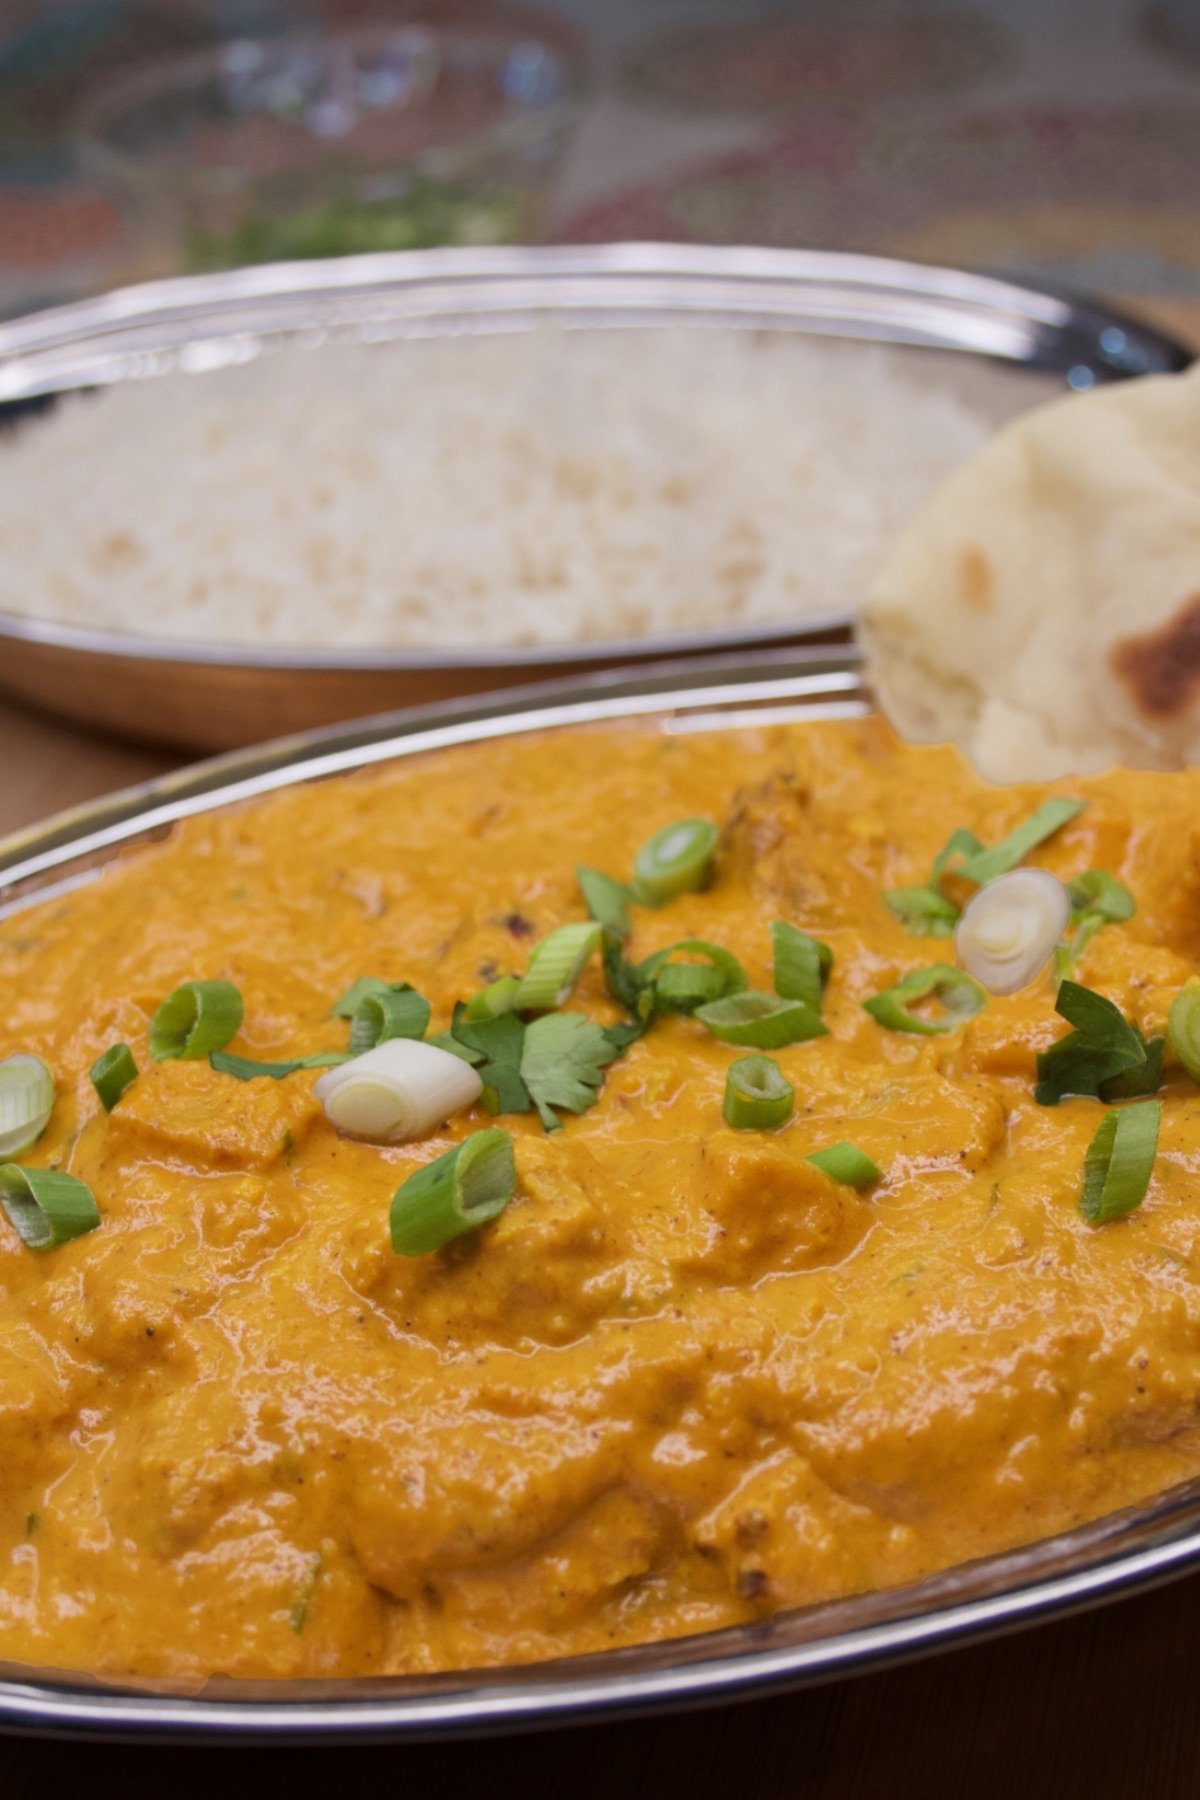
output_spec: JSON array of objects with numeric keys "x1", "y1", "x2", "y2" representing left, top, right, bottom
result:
[
  {"x1": 957, "y1": 542, "x2": 994, "y2": 613},
  {"x1": 1110, "y1": 594, "x2": 1200, "y2": 720}
]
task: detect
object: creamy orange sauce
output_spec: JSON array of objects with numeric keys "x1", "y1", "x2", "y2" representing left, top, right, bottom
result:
[{"x1": 4, "y1": 715, "x2": 1200, "y2": 1683}]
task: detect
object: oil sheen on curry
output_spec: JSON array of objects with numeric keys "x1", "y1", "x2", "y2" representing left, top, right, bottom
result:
[{"x1": 3, "y1": 715, "x2": 1200, "y2": 1684}]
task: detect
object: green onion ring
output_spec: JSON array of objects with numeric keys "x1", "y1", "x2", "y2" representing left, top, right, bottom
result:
[
  {"x1": 633, "y1": 818, "x2": 719, "y2": 906},
  {"x1": 863, "y1": 964, "x2": 985, "y2": 1035},
  {"x1": 463, "y1": 977, "x2": 522, "y2": 1023},
  {"x1": 0, "y1": 1163, "x2": 100, "y2": 1251},
  {"x1": 0, "y1": 1053, "x2": 55, "y2": 1158},
  {"x1": 770, "y1": 921, "x2": 833, "y2": 1010},
  {"x1": 210, "y1": 1050, "x2": 349, "y2": 1081},
  {"x1": 348, "y1": 986, "x2": 431, "y2": 1054},
  {"x1": 90, "y1": 1044, "x2": 137, "y2": 1111},
  {"x1": 1079, "y1": 1100, "x2": 1161, "y2": 1225},
  {"x1": 957, "y1": 798, "x2": 1086, "y2": 886},
  {"x1": 723, "y1": 1054, "x2": 795, "y2": 1130},
  {"x1": 697, "y1": 990, "x2": 827, "y2": 1049},
  {"x1": 882, "y1": 886, "x2": 960, "y2": 939},
  {"x1": 389, "y1": 1127, "x2": 517, "y2": 1256},
  {"x1": 638, "y1": 939, "x2": 747, "y2": 1015},
  {"x1": 149, "y1": 980, "x2": 244, "y2": 1061},
  {"x1": 1169, "y1": 984, "x2": 1200, "y2": 1083},
  {"x1": 514, "y1": 922, "x2": 603, "y2": 1012},
  {"x1": 331, "y1": 976, "x2": 394, "y2": 1019},
  {"x1": 805, "y1": 1142, "x2": 882, "y2": 1189},
  {"x1": 576, "y1": 867, "x2": 632, "y2": 938}
]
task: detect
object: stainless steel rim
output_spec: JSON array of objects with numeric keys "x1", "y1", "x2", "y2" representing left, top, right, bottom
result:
[{"x1": 4, "y1": 648, "x2": 1200, "y2": 1741}]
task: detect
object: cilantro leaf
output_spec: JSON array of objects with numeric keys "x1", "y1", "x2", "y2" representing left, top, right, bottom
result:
[
  {"x1": 520, "y1": 1013, "x2": 621, "y2": 1132},
  {"x1": 447, "y1": 1004, "x2": 531, "y2": 1114}
]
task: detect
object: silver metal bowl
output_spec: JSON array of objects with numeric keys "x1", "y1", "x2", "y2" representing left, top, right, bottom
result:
[
  {"x1": 0, "y1": 244, "x2": 1188, "y2": 753},
  {"x1": 4, "y1": 649, "x2": 1200, "y2": 1743}
]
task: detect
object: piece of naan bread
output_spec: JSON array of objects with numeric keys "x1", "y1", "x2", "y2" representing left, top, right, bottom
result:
[{"x1": 860, "y1": 360, "x2": 1200, "y2": 779}]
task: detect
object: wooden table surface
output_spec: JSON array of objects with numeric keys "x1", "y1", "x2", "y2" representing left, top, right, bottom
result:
[{"x1": 5, "y1": 689, "x2": 1200, "y2": 1798}]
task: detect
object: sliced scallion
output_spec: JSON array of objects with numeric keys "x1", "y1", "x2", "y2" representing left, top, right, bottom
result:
[
  {"x1": 347, "y1": 984, "x2": 431, "y2": 1054},
  {"x1": 331, "y1": 976, "x2": 394, "y2": 1018},
  {"x1": 89, "y1": 1044, "x2": 137, "y2": 1111},
  {"x1": 696, "y1": 990, "x2": 827, "y2": 1049},
  {"x1": 633, "y1": 818, "x2": 719, "y2": 906},
  {"x1": 638, "y1": 939, "x2": 747, "y2": 1015},
  {"x1": 514, "y1": 921, "x2": 602, "y2": 1012},
  {"x1": 1169, "y1": 983, "x2": 1200, "y2": 1083},
  {"x1": 149, "y1": 980, "x2": 244, "y2": 1061},
  {"x1": 723, "y1": 1054, "x2": 794, "y2": 1130},
  {"x1": 1079, "y1": 1100, "x2": 1161, "y2": 1226},
  {"x1": 210, "y1": 1049, "x2": 348, "y2": 1080},
  {"x1": 883, "y1": 886, "x2": 960, "y2": 939},
  {"x1": 463, "y1": 977, "x2": 521, "y2": 1023},
  {"x1": 390, "y1": 1127, "x2": 517, "y2": 1256},
  {"x1": 931, "y1": 827, "x2": 984, "y2": 884},
  {"x1": 956, "y1": 798, "x2": 1086, "y2": 886},
  {"x1": 315, "y1": 1039, "x2": 483, "y2": 1143},
  {"x1": 1036, "y1": 981, "x2": 1161, "y2": 1106},
  {"x1": 805, "y1": 1142, "x2": 882, "y2": 1188},
  {"x1": 0, "y1": 1053, "x2": 55, "y2": 1157},
  {"x1": 0, "y1": 1164, "x2": 99, "y2": 1251},
  {"x1": 863, "y1": 964, "x2": 985, "y2": 1035},
  {"x1": 954, "y1": 868, "x2": 1071, "y2": 996},
  {"x1": 770, "y1": 921, "x2": 833, "y2": 1011},
  {"x1": 577, "y1": 867, "x2": 632, "y2": 938}
]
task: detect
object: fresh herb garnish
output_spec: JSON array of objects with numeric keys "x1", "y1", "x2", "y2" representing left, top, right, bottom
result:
[
  {"x1": 632, "y1": 818, "x2": 719, "y2": 906},
  {"x1": 723, "y1": 1054, "x2": 794, "y2": 1131},
  {"x1": 0, "y1": 1164, "x2": 100, "y2": 1252},
  {"x1": 0, "y1": 1053, "x2": 54, "y2": 1157},
  {"x1": 697, "y1": 991, "x2": 827, "y2": 1049},
  {"x1": 863, "y1": 965, "x2": 985, "y2": 1035},
  {"x1": 90, "y1": 1043, "x2": 137, "y2": 1112},
  {"x1": 347, "y1": 984, "x2": 431, "y2": 1054},
  {"x1": 149, "y1": 980, "x2": 244, "y2": 1061},
  {"x1": 520, "y1": 1013, "x2": 625, "y2": 1132},
  {"x1": 882, "y1": 886, "x2": 960, "y2": 938},
  {"x1": 1079, "y1": 1100, "x2": 1161, "y2": 1225},
  {"x1": 577, "y1": 867, "x2": 633, "y2": 938},
  {"x1": 805, "y1": 1142, "x2": 882, "y2": 1189},
  {"x1": 956, "y1": 798, "x2": 1086, "y2": 887},
  {"x1": 390, "y1": 1127, "x2": 517, "y2": 1255},
  {"x1": 1056, "y1": 870, "x2": 1137, "y2": 978},
  {"x1": 1035, "y1": 980, "x2": 1163, "y2": 1105},
  {"x1": 210, "y1": 1049, "x2": 350, "y2": 1081},
  {"x1": 770, "y1": 921, "x2": 833, "y2": 1011}
]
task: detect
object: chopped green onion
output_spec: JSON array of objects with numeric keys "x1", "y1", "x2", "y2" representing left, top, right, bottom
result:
[
  {"x1": 577, "y1": 867, "x2": 632, "y2": 938},
  {"x1": 315, "y1": 1039, "x2": 483, "y2": 1143},
  {"x1": 463, "y1": 976, "x2": 521, "y2": 1023},
  {"x1": 883, "y1": 886, "x2": 960, "y2": 938},
  {"x1": 332, "y1": 977, "x2": 393, "y2": 1018},
  {"x1": 1169, "y1": 983, "x2": 1200, "y2": 1082},
  {"x1": 347, "y1": 985, "x2": 431, "y2": 1054},
  {"x1": 723, "y1": 1054, "x2": 794, "y2": 1130},
  {"x1": 514, "y1": 921, "x2": 603, "y2": 1012},
  {"x1": 0, "y1": 1053, "x2": 55, "y2": 1157},
  {"x1": 390, "y1": 1127, "x2": 517, "y2": 1256},
  {"x1": 89, "y1": 1044, "x2": 137, "y2": 1111},
  {"x1": 602, "y1": 933, "x2": 659, "y2": 1027},
  {"x1": 1058, "y1": 870, "x2": 1138, "y2": 977},
  {"x1": 696, "y1": 990, "x2": 827, "y2": 1049},
  {"x1": 805, "y1": 1142, "x2": 882, "y2": 1189},
  {"x1": 1068, "y1": 870, "x2": 1136, "y2": 923},
  {"x1": 0, "y1": 1164, "x2": 100, "y2": 1251},
  {"x1": 633, "y1": 818, "x2": 719, "y2": 906},
  {"x1": 955, "y1": 868, "x2": 1071, "y2": 995},
  {"x1": 290, "y1": 1551, "x2": 323, "y2": 1635},
  {"x1": 149, "y1": 980, "x2": 244, "y2": 1061},
  {"x1": 957, "y1": 798, "x2": 1086, "y2": 886},
  {"x1": 638, "y1": 939, "x2": 747, "y2": 1015},
  {"x1": 1079, "y1": 1100, "x2": 1161, "y2": 1225},
  {"x1": 210, "y1": 1049, "x2": 349, "y2": 1080},
  {"x1": 770, "y1": 922, "x2": 833, "y2": 1011},
  {"x1": 863, "y1": 964, "x2": 985, "y2": 1034},
  {"x1": 931, "y1": 827, "x2": 984, "y2": 884},
  {"x1": 1036, "y1": 980, "x2": 1162, "y2": 1105}
]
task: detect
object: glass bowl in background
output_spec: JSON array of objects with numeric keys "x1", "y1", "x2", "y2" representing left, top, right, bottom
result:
[{"x1": 73, "y1": 21, "x2": 586, "y2": 275}]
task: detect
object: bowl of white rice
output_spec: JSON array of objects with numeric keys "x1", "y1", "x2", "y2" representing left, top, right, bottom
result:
[{"x1": 0, "y1": 243, "x2": 1186, "y2": 751}]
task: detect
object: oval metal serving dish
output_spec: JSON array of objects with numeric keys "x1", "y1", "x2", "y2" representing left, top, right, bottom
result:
[
  {"x1": 4, "y1": 650, "x2": 1200, "y2": 1744},
  {"x1": 0, "y1": 243, "x2": 1190, "y2": 754}
]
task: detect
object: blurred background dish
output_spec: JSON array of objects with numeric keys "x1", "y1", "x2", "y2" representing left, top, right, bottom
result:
[
  {"x1": 73, "y1": 20, "x2": 585, "y2": 276},
  {"x1": 0, "y1": 242, "x2": 1185, "y2": 754}
]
